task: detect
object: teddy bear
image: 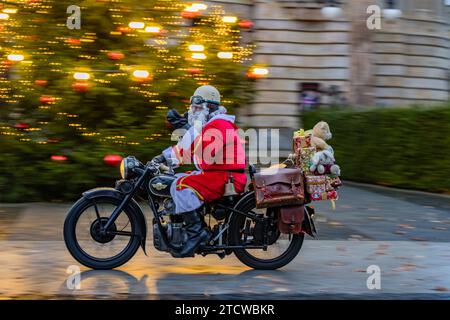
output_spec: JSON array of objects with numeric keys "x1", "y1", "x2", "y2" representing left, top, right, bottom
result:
[
  {"x1": 305, "y1": 121, "x2": 333, "y2": 152},
  {"x1": 309, "y1": 150, "x2": 341, "y2": 176}
]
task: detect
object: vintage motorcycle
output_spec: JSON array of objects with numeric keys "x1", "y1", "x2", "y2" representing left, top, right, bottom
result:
[{"x1": 63, "y1": 156, "x2": 317, "y2": 270}]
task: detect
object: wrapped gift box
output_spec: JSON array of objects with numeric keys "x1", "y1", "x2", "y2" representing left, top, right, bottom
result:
[
  {"x1": 305, "y1": 175, "x2": 327, "y2": 195},
  {"x1": 326, "y1": 176, "x2": 342, "y2": 189},
  {"x1": 306, "y1": 175, "x2": 340, "y2": 202},
  {"x1": 296, "y1": 146, "x2": 316, "y2": 174},
  {"x1": 293, "y1": 134, "x2": 312, "y2": 153},
  {"x1": 310, "y1": 190, "x2": 339, "y2": 201}
]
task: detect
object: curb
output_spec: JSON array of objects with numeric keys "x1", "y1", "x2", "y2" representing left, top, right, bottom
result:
[{"x1": 343, "y1": 180, "x2": 450, "y2": 200}]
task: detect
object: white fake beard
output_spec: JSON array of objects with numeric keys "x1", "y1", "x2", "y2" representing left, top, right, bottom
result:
[{"x1": 188, "y1": 106, "x2": 209, "y2": 126}]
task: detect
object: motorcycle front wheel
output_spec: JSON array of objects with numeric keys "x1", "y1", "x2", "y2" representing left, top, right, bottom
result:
[
  {"x1": 229, "y1": 196, "x2": 304, "y2": 270},
  {"x1": 64, "y1": 196, "x2": 141, "y2": 270}
]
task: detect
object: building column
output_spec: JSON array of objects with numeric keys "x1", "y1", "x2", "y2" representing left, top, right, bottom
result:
[{"x1": 348, "y1": 0, "x2": 376, "y2": 106}]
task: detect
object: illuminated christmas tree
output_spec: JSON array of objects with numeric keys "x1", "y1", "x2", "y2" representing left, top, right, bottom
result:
[{"x1": 0, "y1": 0, "x2": 254, "y2": 201}]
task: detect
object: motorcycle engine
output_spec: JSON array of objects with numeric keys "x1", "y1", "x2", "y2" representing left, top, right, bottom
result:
[
  {"x1": 166, "y1": 222, "x2": 185, "y2": 249},
  {"x1": 153, "y1": 215, "x2": 188, "y2": 252}
]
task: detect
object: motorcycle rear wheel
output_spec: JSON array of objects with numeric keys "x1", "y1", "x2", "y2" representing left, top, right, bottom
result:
[{"x1": 229, "y1": 196, "x2": 304, "y2": 270}]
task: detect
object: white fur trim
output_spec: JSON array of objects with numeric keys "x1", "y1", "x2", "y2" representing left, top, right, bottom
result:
[{"x1": 208, "y1": 113, "x2": 235, "y2": 124}]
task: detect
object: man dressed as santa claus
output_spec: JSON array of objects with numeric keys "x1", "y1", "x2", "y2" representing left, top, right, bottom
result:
[{"x1": 153, "y1": 85, "x2": 247, "y2": 257}]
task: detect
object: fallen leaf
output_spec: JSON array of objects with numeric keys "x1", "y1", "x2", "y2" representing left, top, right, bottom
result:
[
  {"x1": 328, "y1": 262, "x2": 345, "y2": 267},
  {"x1": 394, "y1": 230, "x2": 406, "y2": 235},
  {"x1": 393, "y1": 264, "x2": 416, "y2": 272},
  {"x1": 410, "y1": 237, "x2": 427, "y2": 242},
  {"x1": 398, "y1": 224, "x2": 415, "y2": 230},
  {"x1": 433, "y1": 287, "x2": 450, "y2": 292}
]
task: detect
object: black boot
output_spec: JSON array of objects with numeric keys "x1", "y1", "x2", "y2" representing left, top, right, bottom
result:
[{"x1": 177, "y1": 210, "x2": 209, "y2": 258}]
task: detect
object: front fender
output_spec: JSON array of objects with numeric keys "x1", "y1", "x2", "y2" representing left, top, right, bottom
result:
[{"x1": 82, "y1": 187, "x2": 148, "y2": 255}]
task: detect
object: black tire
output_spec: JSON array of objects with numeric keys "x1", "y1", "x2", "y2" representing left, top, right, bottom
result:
[
  {"x1": 63, "y1": 196, "x2": 141, "y2": 270},
  {"x1": 229, "y1": 195, "x2": 304, "y2": 270}
]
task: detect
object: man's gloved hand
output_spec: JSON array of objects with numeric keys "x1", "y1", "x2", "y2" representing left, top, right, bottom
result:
[{"x1": 166, "y1": 109, "x2": 190, "y2": 130}]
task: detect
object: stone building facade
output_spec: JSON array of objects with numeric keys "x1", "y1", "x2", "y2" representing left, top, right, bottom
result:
[{"x1": 208, "y1": 0, "x2": 450, "y2": 152}]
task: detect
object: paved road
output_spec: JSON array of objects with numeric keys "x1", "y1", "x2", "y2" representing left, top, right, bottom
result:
[{"x1": 1, "y1": 183, "x2": 450, "y2": 299}]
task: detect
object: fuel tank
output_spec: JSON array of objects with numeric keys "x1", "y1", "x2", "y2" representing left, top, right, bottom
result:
[{"x1": 149, "y1": 174, "x2": 176, "y2": 197}]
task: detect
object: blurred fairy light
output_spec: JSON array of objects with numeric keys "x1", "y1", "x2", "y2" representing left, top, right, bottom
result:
[
  {"x1": 218, "y1": 51, "x2": 233, "y2": 59},
  {"x1": 0, "y1": 13, "x2": 10, "y2": 20},
  {"x1": 191, "y1": 52, "x2": 207, "y2": 59},
  {"x1": 248, "y1": 66, "x2": 269, "y2": 79},
  {"x1": 73, "y1": 72, "x2": 90, "y2": 80},
  {"x1": 144, "y1": 26, "x2": 161, "y2": 33},
  {"x1": 184, "y1": 6, "x2": 198, "y2": 12},
  {"x1": 252, "y1": 67, "x2": 269, "y2": 76},
  {"x1": 128, "y1": 21, "x2": 145, "y2": 29},
  {"x1": 2, "y1": 8, "x2": 18, "y2": 14},
  {"x1": 191, "y1": 3, "x2": 208, "y2": 11},
  {"x1": 222, "y1": 16, "x2": 237, "y2": 23},
  {"x1": 188, "y1": 44, "x2": 204, "y2": 52},
  {"x1": 132, "y1": 69, "x2": 150, "y2": 79},
  {"x1": 7, "y1": 54, "x2": 24, "y2": 62}
]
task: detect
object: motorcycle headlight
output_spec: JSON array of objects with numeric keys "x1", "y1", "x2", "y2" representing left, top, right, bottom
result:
[
  {"x1": 120, "y1": 159, "x2": 126, "y2": 179},
  {"x1": 120, "y1": 156, "x2": 141, "y2": 180}
]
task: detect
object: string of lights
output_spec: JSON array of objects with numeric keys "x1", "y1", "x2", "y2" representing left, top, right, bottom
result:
[{"x1": 0, "y1": 1, "x2": 264, "y2": 164}]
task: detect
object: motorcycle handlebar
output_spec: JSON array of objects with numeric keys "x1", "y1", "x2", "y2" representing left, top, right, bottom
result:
[{"x1": 144, "y1": 159, "x2": 173, "y2": 175}]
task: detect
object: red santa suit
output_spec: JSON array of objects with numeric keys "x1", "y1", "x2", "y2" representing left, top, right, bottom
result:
[{"x1": 163, "y1": 113, "x2": 246, "y2": 213}]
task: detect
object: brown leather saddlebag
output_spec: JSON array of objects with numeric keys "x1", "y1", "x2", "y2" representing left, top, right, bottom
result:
[
  {"x1": 278, "y1": 205, "x2": 304, "y2": 234},
  {"x1": 253, "y1": 168, "x2": 305, "y2": 208}
]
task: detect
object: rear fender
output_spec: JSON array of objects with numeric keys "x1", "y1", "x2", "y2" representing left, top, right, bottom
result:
[
  {"x1": 82, "y1": 187, "x2": 148, "y2": 255},
  {"x1": 302, "y1": 205, "x2": 317, "y2": 238}
]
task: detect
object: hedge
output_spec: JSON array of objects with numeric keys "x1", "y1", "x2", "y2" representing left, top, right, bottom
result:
[
  {"x1": 0, "y1": 132, "x2": 172, "y2": 203},
  {"x1": 302, "y1": 105, "x2": 450, "y2": 194}
]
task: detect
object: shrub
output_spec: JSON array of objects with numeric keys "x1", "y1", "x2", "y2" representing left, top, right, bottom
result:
[{"x1": 302, "y1": 105, "x2": 450, "y2": 193}]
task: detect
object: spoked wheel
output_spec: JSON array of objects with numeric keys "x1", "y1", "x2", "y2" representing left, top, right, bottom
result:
[
  {"x1": 229, "y1": 196, "x2": 304, "y2": 270},
  {"x1": 64, "y1": 196, "x2": 141, "y2": 270}
]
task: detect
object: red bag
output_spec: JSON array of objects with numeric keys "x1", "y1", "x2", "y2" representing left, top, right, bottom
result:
[
  {"x1": 253, "y1": 168, "x2": 305, "y2": 208},
  {"x1": 278, "y1": 205, "x2": 304, "y2": 234}
]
